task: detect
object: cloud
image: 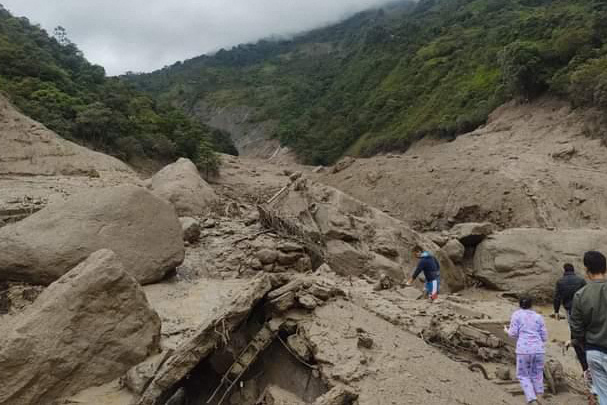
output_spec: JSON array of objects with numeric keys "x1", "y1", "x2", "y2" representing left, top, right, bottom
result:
[{"x1": 1, "y1": 0, "x2": 397, "y2": 75}]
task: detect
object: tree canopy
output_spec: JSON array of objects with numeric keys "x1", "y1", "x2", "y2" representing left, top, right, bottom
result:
[
  {"x1": 126, "y1": 0, "x2": 607, "y2": 164},
  {"x1": 0, "y1": 6, "x2": 236, "y2": 166}
]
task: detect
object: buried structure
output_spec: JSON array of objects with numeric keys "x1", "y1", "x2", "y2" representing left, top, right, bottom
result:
[
  {"x1": 133, "y1": 274, "x2": 353, "y2": 405},
  {"x1": 129, "y1": 271, "x2": 526, "y2": 405}
]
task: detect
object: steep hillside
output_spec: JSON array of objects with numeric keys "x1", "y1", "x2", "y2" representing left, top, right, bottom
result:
[
  {"x1": 127, "y1": 0, "x2": 607, "y2": 164},
  {"x1": 0, "y1": 5, "x2": 234, "y2": 167},
  {"x1": 0, "y1": 94, "x2": 134, "y2": 177},
  {"x1": 320, "y1": 97, "x2": 607, "y2": 230}
]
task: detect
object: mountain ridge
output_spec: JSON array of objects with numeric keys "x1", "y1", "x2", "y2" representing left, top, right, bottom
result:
[{"x1": 126, "y1": 0, "x2": 607, "y2": 164}]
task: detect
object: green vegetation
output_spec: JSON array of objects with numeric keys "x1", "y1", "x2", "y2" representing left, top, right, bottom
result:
[
  {"x1": 127, "y1": 0, "x2": 607, "y2": 165},
  {"x1": 0, "y1": 5, "x2": 236, "y2": 166}
]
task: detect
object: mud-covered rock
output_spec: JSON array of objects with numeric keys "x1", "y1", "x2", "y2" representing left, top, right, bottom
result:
[
  {"x1": 150, "y1": 158, "x2": 217, "y2": 216},
  {"x1": 180, "y1": 217, "x2": 201, "y2": 243},
  {"x1": 473, "y1": 228, "x2": 607, "y2": 294},
  {"x1": 450, "y1": 222, "x2": 496, "y2": 246},
  {"x1": 0, "y1": 185, "x2": 184, "y2": 285},
  {"x1": 256, "y1": 248, "x2": 279, "y2": 265},
  {"x1": 443, "y1": 239, "x2": 465, "y2": 263},
  {"x1": 0, "y1": 250, "x2": 161, "y2": 405},
  {"x1": 314, "y1": 385, "x2": 359, "y2": 405}
]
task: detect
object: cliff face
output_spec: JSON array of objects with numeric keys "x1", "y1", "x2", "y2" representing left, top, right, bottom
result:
[{"x1": 190, "y1": 101, "x2": 279, "y2": 159}]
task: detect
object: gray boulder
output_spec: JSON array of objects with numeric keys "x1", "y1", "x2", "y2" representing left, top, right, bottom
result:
[
  {"x1": 0, "y1": 184, "x2": 184, "y2": 285},
  {"x1": 0, "y1": 250, "x2": 161, "y2": 405},
  {"x1": 473, "y1": 228, "x2": 607, "y2": 295},
  {"x1": 150, "y1": 158, "x2": 218, "y2": 216}
]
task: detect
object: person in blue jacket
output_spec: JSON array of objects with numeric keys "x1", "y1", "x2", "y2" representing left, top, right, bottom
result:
[{"x1": 406, "y1": 246, "x2": 441, "y2": 301}]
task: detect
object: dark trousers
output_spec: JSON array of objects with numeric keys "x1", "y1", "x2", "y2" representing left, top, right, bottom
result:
[{"x1": 567, "y1": 308, "x2": 589, "y2": 371}]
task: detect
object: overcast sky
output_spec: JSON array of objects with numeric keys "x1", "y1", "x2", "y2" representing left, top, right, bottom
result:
[{"x1": 1, "y1": 0, "x2": 396, "y2": 75}]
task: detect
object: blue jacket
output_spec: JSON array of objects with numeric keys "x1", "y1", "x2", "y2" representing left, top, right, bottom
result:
[{"x1": 412, "y1": 251, "x2": 440, "y2": 282}]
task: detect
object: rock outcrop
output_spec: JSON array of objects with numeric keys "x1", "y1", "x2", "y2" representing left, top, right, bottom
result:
[
  {"x1": 259, "y1": 179, "x2": 465, "y2": 291},
  {"x1": 0, "y1": 250, "x2": 161, "y2": 405},
  {"x1": 473, "y1": 228, "x2": 607, "y2": 294},
  {"x1": 150, "y1": 158, "x2": 218, "y2": 216},
  {"x1": 450, "y1": 222, "x2": 496, "y2": 246},
  {"x1": 0, "y1": 185, "x2": 184, "y2": 285},
  {"x1": 0, "y1": 94, "x2": 135, "y2": 178}
]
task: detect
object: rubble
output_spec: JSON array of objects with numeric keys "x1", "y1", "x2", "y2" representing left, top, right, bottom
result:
[{"x1": 258, "y1": 179, "x2": 465, "y2": 291}]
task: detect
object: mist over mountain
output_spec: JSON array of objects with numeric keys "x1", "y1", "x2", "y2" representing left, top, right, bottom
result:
[
  {"x1": 0, "y1": 0, "x2": 402, "y2": 75},
  {"x1": 127, "y1": 0, "x2": 607, "y2": 164}
]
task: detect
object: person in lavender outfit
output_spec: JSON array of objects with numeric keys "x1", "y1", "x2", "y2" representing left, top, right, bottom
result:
[{"x1": 505, "y1": 295, "x2": 548, "y2": 404}]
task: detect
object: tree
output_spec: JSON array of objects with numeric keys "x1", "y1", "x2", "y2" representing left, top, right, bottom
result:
[
  {"x1": 498, "y1": 41, "x2": 545, "y2": 100},
  {"x1": 196, "y1": 140, "x2": 220, "y2": 180}
]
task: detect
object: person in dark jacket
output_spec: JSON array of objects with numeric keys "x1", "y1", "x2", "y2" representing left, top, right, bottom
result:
[
  {"x1": 554, "y1": 263, "x2": 587, "y2": 319},
  {"x1": 555, "y1": 263, "x2": 594, "y2": 393},
  {"x1": 406, "y1": 246, "x2": 440, "y2": 301},
  {"x1": 570, "y1": 251, "x2": 607, "y2": 405}
]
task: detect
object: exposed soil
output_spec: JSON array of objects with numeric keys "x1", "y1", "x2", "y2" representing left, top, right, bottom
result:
[
  {"x1": 320, "y1": 98, "x2": 607, "y2": 231},
  {"x1": 1, "y1": 95, "x2": 595, "y2": 405}
]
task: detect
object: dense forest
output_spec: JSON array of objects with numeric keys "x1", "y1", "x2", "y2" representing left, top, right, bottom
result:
[
  {"x1": 0, "y1": 5, "x2": 236, "y2": 173},
  {"x1": 128, "y1": 0, "x2": 607, "y2": 165}
]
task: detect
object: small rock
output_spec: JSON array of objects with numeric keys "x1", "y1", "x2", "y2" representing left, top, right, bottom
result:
[
  {"x1": 256, "y1": 249, "x2": 279, "y2": 265},
  {"x1": 296, "y1": 256, "x2": 312, "y2": 272},
  {"x1": 277, "y1": 242, "x2": 304, "y2": 253},
  {"x1": 269, "y1": 291, "x2": 297, "y2": 313},
  {"x1": 297, "y1": 293, "x2": 319, "y2": 310},
  {"x1": 250, "y1": 258, "x2": 263, "y2": 270},
  {"x1": 277, "y1": 252, "x2": 301, "y2": 266},
  {"x1": 356, "y1": 328, "x2": 374, "y2": 349},
  {"x1": 179, "y1": 217, "x2": 201, "y2": 243},
  {"x1": 287, "y1": 334, "x2": 312, "y2": 361},
  {"x1": 202, "y1": 218, "x2": 217, "y2": 229},
  {"x1": 289, "y1": 172, "x2": 303, "y2": 182},
  {"x1": 495, "y1": 366, "x2": 511, "y2": 381}
]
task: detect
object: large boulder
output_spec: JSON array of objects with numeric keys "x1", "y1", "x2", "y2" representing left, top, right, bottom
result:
[
  {"x1": 0, "y1": 250, "x2": 161, "y2": 405},
  {"x1": 150, "y1": 158, "x2": 218, "y2": 216},
  {"x1": 473, "y1": 228, "x2": 607, "y2": 295},
  {"x1": 0, "y1": 185, "x2": 184, "y2": 285}
]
